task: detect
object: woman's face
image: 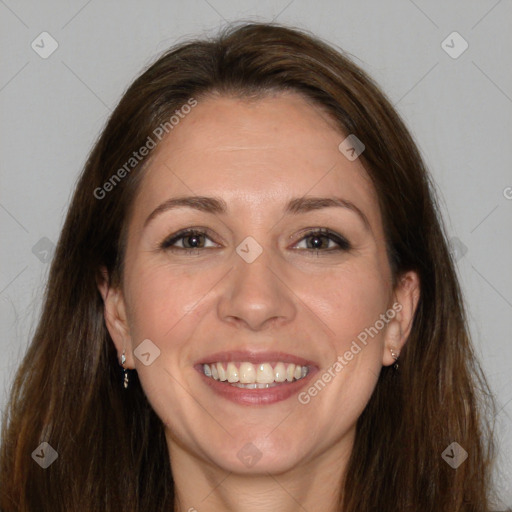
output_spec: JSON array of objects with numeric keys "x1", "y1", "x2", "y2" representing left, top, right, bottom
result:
[{"x1": 103, "y1": 92, "x2": 419, "y2": 476}]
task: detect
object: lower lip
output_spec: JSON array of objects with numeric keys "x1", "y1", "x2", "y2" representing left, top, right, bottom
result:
[{"x1": 196, "y1": 366, "x2": 317, "y2": 405}]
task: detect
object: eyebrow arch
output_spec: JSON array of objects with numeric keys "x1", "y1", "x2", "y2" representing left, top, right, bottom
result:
[{"x1": 143, "y1": 195, "x2": 370, "y2": 231}]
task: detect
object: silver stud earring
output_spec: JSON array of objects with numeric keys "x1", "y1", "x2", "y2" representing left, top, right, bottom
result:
[
  {"x1": 390, "y1": 349, "x2": 399, "y2": 371},
  {"x1": 120, "y1": 350, "x2": 129, "y2": 389}
]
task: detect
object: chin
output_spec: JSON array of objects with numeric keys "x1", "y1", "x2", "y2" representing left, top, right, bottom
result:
[{"x1": 203, "y1": 434, "x2": 311, "y2": 475}]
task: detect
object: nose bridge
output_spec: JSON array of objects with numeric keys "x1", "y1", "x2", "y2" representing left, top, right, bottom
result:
[{"x1": 216, "y1": 239, "x2": 296, "y2": 330}]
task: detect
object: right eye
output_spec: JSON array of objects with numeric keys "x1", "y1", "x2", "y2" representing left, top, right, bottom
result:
[{"x1": 160, "y1": 228, "x2": 219, "y2": 254}]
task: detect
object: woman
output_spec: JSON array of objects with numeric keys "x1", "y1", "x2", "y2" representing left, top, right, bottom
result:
[{"x1": 0, "y1": 22, "x2": 497, "y2": 511}]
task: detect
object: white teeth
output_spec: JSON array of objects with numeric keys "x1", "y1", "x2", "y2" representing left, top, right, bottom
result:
[
  {"x1": 256, "y1": 363, "x2": 275, "y2": 384},
  {"x1": 226, "y1": 362, "x2": 238, "y2": 383},
  {"x1": 239, "y1": 362, "x2": 256, "y2": 384},
  {"x1": 274, "y1": 362, "x2": 286, "y2": 382},
  {"x1": 217, "y1": 362, "x2": 227, "y2": 381},
  {"x1": 231, "y1": 382, "x2": 278, "y2": 389},
  {"x1": 202, "y1": 361, "x2": 309, "y2": 385}
]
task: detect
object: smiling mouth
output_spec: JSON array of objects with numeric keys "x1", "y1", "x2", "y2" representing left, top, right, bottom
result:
[{"x1": 202, "y1": 361, "x2": 309, "y2": 388}]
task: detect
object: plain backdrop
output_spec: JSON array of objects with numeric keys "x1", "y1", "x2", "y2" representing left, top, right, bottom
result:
[{"x1": 1, "y1": 0, "x2": 511, "y2": 507}]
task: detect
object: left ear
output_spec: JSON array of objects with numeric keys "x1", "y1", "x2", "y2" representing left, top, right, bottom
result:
[
  {"x1": 382, "y1": 270, "x2": 421, "y2": 366},
  {"x1": 97, "y1": 266, "x2": 135, "y2": 369}
]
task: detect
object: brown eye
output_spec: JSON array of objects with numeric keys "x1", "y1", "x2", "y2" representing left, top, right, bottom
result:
[
  {"x1": 161, "y1": 229, "x2": 217, "y2": 253},
  {"x1": 295, "y1": 228, "x2": 351, "y2": 252}
]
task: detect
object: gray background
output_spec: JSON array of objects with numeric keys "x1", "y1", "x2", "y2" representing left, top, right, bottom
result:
[{"x1": 1, "y1": 0, "x2": 511, "y2": 507}]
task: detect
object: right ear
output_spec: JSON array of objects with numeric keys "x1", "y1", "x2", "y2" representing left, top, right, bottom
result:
[{"x1": 97, "y1": 266, "x2": 135, "y2": 368}]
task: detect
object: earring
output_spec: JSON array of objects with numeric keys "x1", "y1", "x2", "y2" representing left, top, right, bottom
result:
[
  {"x1": 120, "y1": 350, "x2": 129, "y2": 389},
  {"x1": 390, "y1": 348, "x2": 399, "y2": 371}
]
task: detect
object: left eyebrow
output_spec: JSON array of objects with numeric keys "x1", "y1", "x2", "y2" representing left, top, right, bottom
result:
[
  {"x1": 143, "y1": 195, "x2": 371, "y2": 231},
  {"x1": 285, "y1": 196, "x2": 370, "y2": 231}
]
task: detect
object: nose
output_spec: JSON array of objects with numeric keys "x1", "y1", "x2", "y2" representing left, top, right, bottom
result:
[{"x1": 216, "y1": 246, "x2": 297, "y2": 331}]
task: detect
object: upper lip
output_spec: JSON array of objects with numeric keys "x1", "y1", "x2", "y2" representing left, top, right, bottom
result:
[{"x1": 196, "y1": 350, "x2": 318, "y2": 368}]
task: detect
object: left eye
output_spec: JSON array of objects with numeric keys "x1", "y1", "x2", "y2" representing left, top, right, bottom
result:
[{"x1": 294, "y1": 229, "x2": 350, "y2": 252}]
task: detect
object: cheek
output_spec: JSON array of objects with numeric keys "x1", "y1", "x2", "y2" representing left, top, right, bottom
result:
[
  {"x1": 124, "y1": 260, "x2": 208, "y2": 341},
  {"x1": 307, "y1": 262, "x2": 391, "y2": 346},
  {"x1": 122, "y1": 261, "x2": 209, "y2": 426},
  {"x1": 296, "y1": 267, "x2": 389, "y2": 439},
  {"x1": 313, "y1": 262, "x2": 390, "y2": 400}
]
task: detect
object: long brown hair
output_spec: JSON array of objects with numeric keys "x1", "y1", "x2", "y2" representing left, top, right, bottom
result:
[{"x1": 0, "y1": 22, "x2": 497, "y2": 511}]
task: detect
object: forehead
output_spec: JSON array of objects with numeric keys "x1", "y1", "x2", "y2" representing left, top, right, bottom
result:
[{"x1": 132, "y1": 92, "x2": 380, "y2": 227}]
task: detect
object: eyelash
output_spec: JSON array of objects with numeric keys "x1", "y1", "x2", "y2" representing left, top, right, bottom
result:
[{"x1": 160, "y1": 227, "x2": 351, "y2": 255}]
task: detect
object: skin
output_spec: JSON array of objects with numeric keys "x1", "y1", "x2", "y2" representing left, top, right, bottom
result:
[{"x1": 99, "y1": 91, "x2": 420, "y2": 512}]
